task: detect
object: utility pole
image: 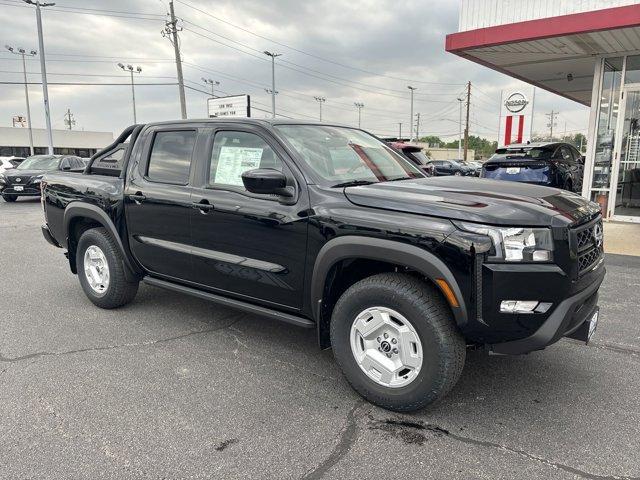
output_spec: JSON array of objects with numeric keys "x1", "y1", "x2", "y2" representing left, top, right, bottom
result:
[
  {"x1": 64, "y1": 108, "x2": 75, "y2": 130},
  {"x1": 457, "y1": 97, "x2": 464, "y2": 159},
  {"x1": 5, "y1": 45, "x2": 37, "y2": 155},
  {"x1": 398, "y1": 122, "x2": 402, "y2": 140},
  {"x1": 314, "y1": 96, "x2": 326, "y2": 121},
  {"x1": 24, "y1": 0, "x2": 55, "y2": 154},
  {"x1": 408, "y1": 86, "x2": 417, "y2": 142},
  {"x1": 201, "y1": 77, "x2": 219, "y2": 97},
  {"x1": 264, "y1": 51, "x2": 282, "y2": 118},
  {"x1": 118, "y1": 63, "x2": 142, "y2": 123},
  {"x1": 354, "y1": 102, "x2": 364, "y2": 128},
  {"x1": 163, "y1": 1, "x2": 187, "y2": 119},
  {"x1": 546, "y1": 110, "x2": 558, "y2": 140},
  {"x1": 415, "y1": 112, "x2": 420, "y2": 141},
  {"x1": 463, "y1": 81, "x2": 471, "y2": 161}
]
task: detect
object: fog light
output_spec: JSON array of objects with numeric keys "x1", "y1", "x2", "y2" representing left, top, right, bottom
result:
[
  {"x1": 532, "y1": 250, "x2": 551, "y2": 261},
  {"x1": 500, "y1": 300, "x2": 539, "y2": 314}
]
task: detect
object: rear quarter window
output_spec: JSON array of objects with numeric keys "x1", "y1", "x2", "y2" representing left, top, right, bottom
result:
[{"x1": 147, "y1": 130, "x2": 196, "y2": 184}]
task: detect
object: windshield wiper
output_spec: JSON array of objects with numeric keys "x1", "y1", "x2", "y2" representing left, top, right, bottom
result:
[
  {"x1": 331, "y1": 180, "x2": 377, "y2": 188},
  {"x1": 384, "y1": 177, "x2": 412, "y2": 182}
]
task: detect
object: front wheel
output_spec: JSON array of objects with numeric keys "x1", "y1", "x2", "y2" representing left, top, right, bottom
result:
[
  {"x1": 76, "y1": 227, "x2": 139, "y2": 309},
  {"x1": 2, "y1": 194, "x2": 17, "y2": 202},
  {"x1": 454, "y1": 170, "x2": 462, "y2": 176},
  {"x1": 330, "y1": 273, "x2": 466, "y2": 412}
]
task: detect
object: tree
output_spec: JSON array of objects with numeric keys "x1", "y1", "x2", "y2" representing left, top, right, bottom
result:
[{"x1": 418, "y1": 135, "x2": 443, "y2": 147}]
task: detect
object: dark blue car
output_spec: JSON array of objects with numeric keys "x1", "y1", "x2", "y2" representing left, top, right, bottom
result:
[{"x1": 481, "y1": 142, "x2": 584, "y2": 193}]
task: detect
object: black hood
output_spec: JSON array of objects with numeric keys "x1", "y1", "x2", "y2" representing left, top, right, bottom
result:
[
  {"x1": 344, "y1": 177, "x2": 600, "y2": 227},
  {"x1": 4, "y1": 169, "x2": 47, "y2": 177}
]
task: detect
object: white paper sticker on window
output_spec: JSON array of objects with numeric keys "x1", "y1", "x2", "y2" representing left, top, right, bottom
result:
[{"x1": 215, "y1": 146, "x2": 263, "y2": 186}]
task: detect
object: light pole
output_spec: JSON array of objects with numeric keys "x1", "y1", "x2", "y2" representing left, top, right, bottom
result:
[
  {"x1": 118, "y1": 63, "x2": 142, "y2": 124},
  {"x1": 23, "y1": 0, "x2": 55, "y2": 154},
  {"x1": 5, "y1": 45, "x2": 37, "y2": 155},
  {"x1": 408, "y1": 86, "x2": 417, "y2": 142},
  {"x1": 264, "y1": 51, "x2": 282, "y2": 118},
  {"x1": 202, "y1": 77, "x2": 220, "y2": 97},
  {"x1": 354, "y1": 102, "x2": 364, "y2": 128},
  {"x1": 314, "y1": 96, "x2": 326, "y2": 121},
  {"x1": 398, "y1": 122, "x2": 402, "y2": 140},
  {"x1": 457, "y1": 97, "x2": 464, "y2": 159}
]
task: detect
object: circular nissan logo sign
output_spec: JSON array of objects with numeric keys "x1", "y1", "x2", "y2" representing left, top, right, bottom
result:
[{"x1": 504, "y1": 92, "x2": 529, "y2": 113}]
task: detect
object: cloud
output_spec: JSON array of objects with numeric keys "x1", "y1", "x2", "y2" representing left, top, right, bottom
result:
[{"x1": 0, "y1": 0, "x2": 588, "y2": 144}]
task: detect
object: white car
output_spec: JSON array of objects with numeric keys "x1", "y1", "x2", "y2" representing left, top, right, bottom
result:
[{"x1": 0, "y1": 157, "x2": 19, "y2": 174}]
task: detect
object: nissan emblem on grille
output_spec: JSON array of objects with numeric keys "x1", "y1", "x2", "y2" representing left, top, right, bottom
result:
[
  {"x1": 593, "y1": 223, "x2": 603, "y2": 249},
  {"x1": 15, "y1": 178, "x2": 21, "y2": 182}
]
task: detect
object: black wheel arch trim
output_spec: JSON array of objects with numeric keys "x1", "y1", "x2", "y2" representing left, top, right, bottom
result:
[
  {"x1": 63, "y1": 202, "x2": 142, "y2": 278},
  {"x1": 311, "y1": 236, "x2": 468, "y2": 345}
]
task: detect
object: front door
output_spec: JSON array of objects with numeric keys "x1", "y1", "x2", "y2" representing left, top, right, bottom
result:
[
  {"x1": 189, "y1": 127, "x2": 309, "y2": 311},
  {"x1": 610, "y1": 87, "x2": 640, "y2": 221},
  {"x1": 125, "y1": 127, "x2": 197, "y2": 280}
]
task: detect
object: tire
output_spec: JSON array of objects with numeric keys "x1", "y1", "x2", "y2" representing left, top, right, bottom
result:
[
  {"x1": 330, "y1": 273, "x2": 465, "y2": 412},
  {"x1": 76, "y1": 227, "x2": 139, "y2": 309},
  {"x1": 454, "y1": 171, "x2": 462, "y2": 176},
  {"x1": 563, "y1": 179, "x2": 573, "y2": 192},
  {"x1": 2, "y1": 194, "x2": 17, "y2": 202}
]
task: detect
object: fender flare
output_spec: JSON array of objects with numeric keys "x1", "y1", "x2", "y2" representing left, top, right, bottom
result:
[
  {"x1": 63, "y1": 202, "x2": 141, "y2": 277},
  {"x1": 310, "y1": 236, "x2": 468, "y2": 333}
]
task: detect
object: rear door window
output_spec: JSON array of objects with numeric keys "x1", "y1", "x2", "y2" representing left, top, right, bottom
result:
[{"x1": 147, "y1": 130, "x2": 196, "y2": 184}]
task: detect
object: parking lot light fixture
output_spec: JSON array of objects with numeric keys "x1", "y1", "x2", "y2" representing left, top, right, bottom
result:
[
  {"x1": 354, "y1": 102, "x2": 364, "y2": 128},
  {"x1": 118, "y1": 63, "x2": 142, "y2": 124},
  {"x1": 5, "y1": 44, "x2": 37, "y2": 155},
  {"x1": 201, "y1": 77, "x2": 220, "y2": 97}
]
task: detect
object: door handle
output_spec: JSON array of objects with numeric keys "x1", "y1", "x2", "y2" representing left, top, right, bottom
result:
[
  {"x1": 191, "y1": 200, "x2": 214, "y2": 214},
  {"x1": 128, "y1": 192, "x2": 146, "y2": 204}
]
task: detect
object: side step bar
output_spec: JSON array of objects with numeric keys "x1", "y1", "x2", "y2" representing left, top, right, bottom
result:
[{"x1": 143, "y1": 276, "x2": 315, "y2": 329}]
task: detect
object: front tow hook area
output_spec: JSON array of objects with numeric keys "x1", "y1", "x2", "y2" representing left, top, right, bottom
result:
[
  {"x1": 566, "y1": 307, "x2": 599, "y2": 344},
  {"x1": 41, "y1": 224, "x2": 61, "y2": 248}
]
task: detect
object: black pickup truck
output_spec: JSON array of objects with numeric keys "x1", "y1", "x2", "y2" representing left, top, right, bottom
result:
[{"x1": 40, "y1": 120, "x2": 605, "y2": 412}]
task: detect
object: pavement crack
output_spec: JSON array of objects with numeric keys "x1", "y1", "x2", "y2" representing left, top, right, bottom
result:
[
  {"x1": 589, "y1": 341, "x2": 640, "y2": 357},
  {"x1": 370, "y1": 418, "x2": 639, "y2": 480},
  {"x1": 0, "y1": 317, "x2": 242, "y2": 364},
  {"x1": 301, "y1": 401, "x2": 366, "y2": 480}
]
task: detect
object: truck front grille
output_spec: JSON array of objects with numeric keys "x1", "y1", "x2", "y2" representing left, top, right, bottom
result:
[{"x1": 570, "y1": 216, "x2": 603, "y2": 277}]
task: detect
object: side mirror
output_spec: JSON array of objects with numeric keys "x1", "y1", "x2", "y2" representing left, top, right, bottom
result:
[
  {"x1": 61, "y1": 165, "x2": 71, "y2": 171},
  {"x1": 241, "y1": 168, "x2": 293, "y2": 197}
]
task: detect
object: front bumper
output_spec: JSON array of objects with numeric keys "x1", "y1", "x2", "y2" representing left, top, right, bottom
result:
[
  {"x1": 1, "y1": 185, "x2": 41, "y2": 196},
  {"x1": 489, "y1": 266, "x2": 604, "y2": 354},
  {"x1": 41, "y1": 224, "x2": 62, "y2": 248}
]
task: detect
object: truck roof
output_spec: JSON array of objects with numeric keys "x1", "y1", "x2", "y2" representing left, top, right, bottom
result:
[{"x1": 141, "y1": 118, "x2": 352, "y2": 129}]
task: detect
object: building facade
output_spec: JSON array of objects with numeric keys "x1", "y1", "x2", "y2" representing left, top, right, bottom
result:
[
  {"x1": 0, "y1": 127, "x2": 113, "y2": 158},
  {"x1": 447, "y1": 1, "x2": 640, "y2": 222}
]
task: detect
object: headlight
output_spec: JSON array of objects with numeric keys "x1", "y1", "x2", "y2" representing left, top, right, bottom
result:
[
  {"x1": 0, "y1": 174, "x2": 5, "y2": 185},
  {"x1": 32, "y1": 175, "x2": 43, "y2": 184},
  {"x1": 455, "y1": 221, "x2": 553, "y2": 262}
]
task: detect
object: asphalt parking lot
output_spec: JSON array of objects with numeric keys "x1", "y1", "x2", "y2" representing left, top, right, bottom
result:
[{"x1": 1, "y1": 198, "x2": 639, "y2": 480}]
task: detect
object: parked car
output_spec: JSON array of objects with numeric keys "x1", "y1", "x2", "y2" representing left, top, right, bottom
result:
[
  {"x1": 427, "y1": 159, "x2": 475, "y2": 176},
  {"x1": 481, "y1": 142, "x2": 584, "y2": 192},
  {"x1": 41, "y1": 120, "x2": 605, "y2": 412},
  {"x1": 0, "y1": 157, "x2": 16, "y2": 174},
  {"x1": 388, "y1": 142, "x2": 435, "y2": 176},
  {"x1": 462, "y1": 160, "x2": 482, "y2": 176},
  {"x1": 0, "y1": 154, "x2": 85, "y2": 202}
]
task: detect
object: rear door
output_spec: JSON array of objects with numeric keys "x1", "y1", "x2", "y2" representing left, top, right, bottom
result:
[
  {"x1": 188, "y1": 126, "x2": 309, "y2": 310},
  {"x1": 124, "y1": 126, "x2": 198, "y2": 280}
]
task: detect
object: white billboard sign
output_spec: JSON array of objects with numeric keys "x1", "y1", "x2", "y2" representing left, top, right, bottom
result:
[
  {"x1": 498, "y1": 87, "x2": 535, "y2": 146},
  {"x1": 207, "y1": 95, "x2": 251, "y2": 118}
]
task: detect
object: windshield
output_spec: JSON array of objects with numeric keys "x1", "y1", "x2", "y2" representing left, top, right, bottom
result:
[
  {"x1": 449, "y1": 160, "x2": 463, "y2": 167},
  {"x1": 491, "y1": 147, "x2": 553, "y2": 161},
  {"x1": 411, "y1": 151, "x2": 431, "y2": 165},
  {"x1": 16, "y1": 155, "x2": 60, "y2": 170},
  {"x1": 275, "y1": 125, "x2": 423, "y2": 185}
]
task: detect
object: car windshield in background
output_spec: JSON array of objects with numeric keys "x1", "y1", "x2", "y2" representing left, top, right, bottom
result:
[
  {"x1": 491, "y1": 147, "x2": 553, "y2": 161},
  {"x1": 16, "y1": 155, "x2": 60, "y2": 170},
  {"x1": 411, "y1": 151, "x2": 431, "y2": 165},
  {"x1": 275, "y1": 125, "x2": 423, "y2": 185}
]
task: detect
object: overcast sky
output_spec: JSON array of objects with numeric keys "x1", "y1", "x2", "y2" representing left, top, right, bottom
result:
[{"x1": 0, "y1": 0, "x2": 589, "y2": 143}]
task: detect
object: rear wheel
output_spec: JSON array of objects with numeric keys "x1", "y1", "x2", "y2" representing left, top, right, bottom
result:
[
  {"x1": 2, "y1": 194, "x2": 17, "y2": 202},
  {"x1": 76, "y1": 227, "x2": 138, "y2": 309},
  {"x1": 330, "y1": 273, "x2": 466, "y2": 412},
  {"x1": 454, "y1": 171, "x2": 462, "y2": 176}
]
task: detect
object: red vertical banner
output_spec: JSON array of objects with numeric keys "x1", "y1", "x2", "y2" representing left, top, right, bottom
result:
[
  {"x1": 516, "y1": 115, "x2": 525, "y2": 143},
  {"x1": 504, "y1": 115, "x2": 513, "y2": 145}
]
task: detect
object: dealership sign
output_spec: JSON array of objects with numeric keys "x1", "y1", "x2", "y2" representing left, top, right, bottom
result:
[
  {"x1": 499, "y1": 87, "x2": 534, "y2": 146},
  {"x1": 207, "y1": 94, "x2": 251, "y2": 118}
]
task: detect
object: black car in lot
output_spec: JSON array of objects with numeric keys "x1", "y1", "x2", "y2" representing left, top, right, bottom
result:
[
  {"x1": 41, "y1": 120, "x2": 604, "y2": 412},
  {"x1": 481, "y1": 142, "x2": 584, "y2": 192},
  {"x1": 427, "y1": 159, "x2": 475, "y2": 176},
  {"x1": 0, "y1": 154, "x2": 85, "y2": 202}
]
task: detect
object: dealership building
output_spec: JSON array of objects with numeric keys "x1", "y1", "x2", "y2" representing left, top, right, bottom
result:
[
  {"x1": 447, "y1": 0, "x2": 640, "y2": 222},
  {"x1": 0, "y1": 127, "x2": 113, "y2": 158}
]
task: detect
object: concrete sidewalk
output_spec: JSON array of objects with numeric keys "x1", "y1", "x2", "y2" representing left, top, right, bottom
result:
[{"x1": 604, "y1": 221, "x2": 640, "y2": 256}]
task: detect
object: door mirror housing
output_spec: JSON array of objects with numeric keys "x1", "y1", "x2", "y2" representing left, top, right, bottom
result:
[{"x1": 241, "y1": 168, "x2": 293, "y2": 197}]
